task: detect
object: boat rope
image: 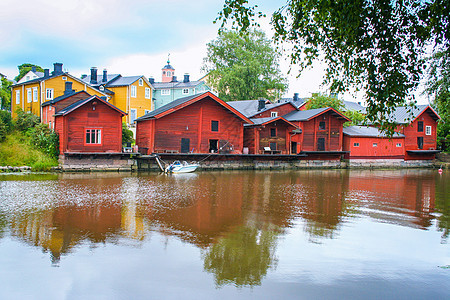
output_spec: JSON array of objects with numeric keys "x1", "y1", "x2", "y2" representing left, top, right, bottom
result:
[{"x1": 198, "y1": 141, "x2": 231, "y2": 162}]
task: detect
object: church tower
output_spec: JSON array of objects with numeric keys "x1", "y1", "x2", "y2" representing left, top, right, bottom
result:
[{"x1": 161, "y1": 55, "x2": 175, "y2": 82}]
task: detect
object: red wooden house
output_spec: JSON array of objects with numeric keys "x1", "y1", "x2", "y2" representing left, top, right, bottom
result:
[
  {"x1": 135, "y1": 92, "x2": 252, "y2": 154},
  {"x1": 284, "y1": 107, "x2": 350, "y2": 154},
  {"x1": 54, "y1": 95, "x2": 126, "y2": 154},
  {"x1": 391, "y1": 105, "x2": 441, "y2": 160},
  {"x1": 343, "y1": 126, "x2": 405, "y2": 159}
]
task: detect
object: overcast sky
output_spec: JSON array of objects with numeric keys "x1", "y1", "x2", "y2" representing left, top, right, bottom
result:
[{"x1": 0, "y1": 0, "x2": 429, "y2": 103}]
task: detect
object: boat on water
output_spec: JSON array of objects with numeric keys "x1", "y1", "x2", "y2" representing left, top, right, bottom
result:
[{"x1": 165, "y1": 161, "x2": 199, "y2": 173}]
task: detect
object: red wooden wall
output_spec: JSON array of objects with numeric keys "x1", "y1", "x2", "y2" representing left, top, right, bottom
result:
[
  {"x1": 343, "y1": 136, "x2": 405, "y2": 158},
  {"x1": 42, "y1": 91, "x2": 92, "y2": 126},
  {"x1": 55, "y1": 101, "x2": 123, "y2": 154}
]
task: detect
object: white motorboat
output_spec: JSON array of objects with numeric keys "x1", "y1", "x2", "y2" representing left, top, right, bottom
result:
[{"x1": 165, "y1": 161, "x2": 199, "y2": 173}]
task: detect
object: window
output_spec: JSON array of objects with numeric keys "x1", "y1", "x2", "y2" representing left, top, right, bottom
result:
[
  {"x1": 417, "y1": 121, "x2": 424, "y2": 132},
  {"x1": 32, "y1": 87, "x2": 38, "y2": 102},
  {"x1": 145, "y1": 87, "x2": 150, "y2": 99},
  {"x1": 417, "y1": 137, "x2": 424, "y2": 149},
  {"x1": 130, "y1": 109, "x2": 137, "y2": 124},
  {"x1": 182, "y1": 88, "x2": 189, "y2": 95},
  {"x1": 131, "y1": 85, "x2": 137, "y2": 98},
  {"x1": 139, "y1": 78, "x2": 143, "y2": 86},
  {"x1": 26, "y1": 76, "x2": 30, "y2": 81},
  {"x1": 46, "y1": 88, "x2": 54, "y2": 100},
  {"x1": 271, "y1": 112, "x2": 278, "y2": 117},
  {"x1": 85, "y1": 129, "x2": 101, "y2": 144},
  {"x1": 99, "y1": 86, "x2": 105, "y2": 91},
  {"x1": 425, "y1": 126, "x2": 432, "y2": 135},
  {"x1": 270, "y1": 128, "x2": 276, "y2": 137},
  {"x1": 319, "y1": 121, "x2": 326, "y2": 130},
  {"x1": 62, "y1": 76, "x2": 67, "y2": 81},
  {"x1": 373, "y1": 143, "x2": 378, "y2": 147},
  {"x1": 396, "y1": 143, "x2": 402, "y2": 147},
  {"x1": 145, "y1": 110, "x2": 151, "y2": 115},
  {"x1": 353, "y1": 142, "x2": 360, "y2": 147},
  {"x1": 211, "y1": 120, "x2": 219, "y2": 132},
  {"x1": 167, "y1": 71, "x2": 172, "y2": 77},
  {"x1": 27, "y1": 88, "x2": 32, "y2": 103},
  {"x1": 161, "y1": 89, "x2": 170, "y2": 95},
  {"x1": 15, "y1": 90, "x2": 20, "y2": 104}
]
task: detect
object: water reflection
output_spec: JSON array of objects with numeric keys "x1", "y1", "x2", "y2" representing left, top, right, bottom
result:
[{"x1": 0, "y1": 169, "x2": 448, "y2": 289}]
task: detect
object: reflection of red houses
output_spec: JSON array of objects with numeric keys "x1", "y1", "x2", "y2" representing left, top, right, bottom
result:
[
  {"x1": 135, "y1": 92, "x2": 251, "y2": 154},
  {"x1": 54, "y1": 95, "x2": 126, "y2": 154}
]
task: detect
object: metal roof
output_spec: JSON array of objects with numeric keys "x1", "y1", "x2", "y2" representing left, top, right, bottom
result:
[
  {"x1": 228, "y1": 99, "x2": 296, "y2": 118},
  {"x1": 343, "y1": 126, "x2": 405, "y2": 137},
  {"x1": 283, "y1": 107, "x2": 330, "y2": 121},
  {"x1": 81, "y1": 74, "x2": 121, "y2": 86},
  {"x1": 343, "y1": 101, "x2": 366, "y2": 113},
  {"x1": 41, "y1": 90, "x2": 89, "y2": 107},
  {"x1": 385, "y1": 105, "x2": 439, "y2": 124},
  {"x1": 54, "y1": 95, "x2": 126, "y2": 116},
  {"x1": 278, "y1": 97, "x2": 308, "y2": 109},
  {"x1": 152, "y1": 80, "x2": 204, "y2": 89},
  {"x1": 107, "y1": 76, "x2": 142, "y2": 87}
]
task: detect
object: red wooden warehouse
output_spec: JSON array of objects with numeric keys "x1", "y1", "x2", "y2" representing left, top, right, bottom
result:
[
  {"x1": 135, "y1": 92, "x2": 252, "y2": 154},
  {"x1": 54, "y1": 95, "x2": 126, "y2": 154}
]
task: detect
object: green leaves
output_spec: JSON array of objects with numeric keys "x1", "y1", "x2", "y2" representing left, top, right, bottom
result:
[
  {"x1": 203, "y1": 29, "x2": 287, "y2": 101},
  {"x1": 14, "y1": 63, "x2": 45, "y2": 82}
]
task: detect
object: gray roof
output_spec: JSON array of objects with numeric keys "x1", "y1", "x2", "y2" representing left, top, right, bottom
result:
[
  {"x1": 81, "y1": 74, "x2": 121, "y2": 86},
  {"x1": 107, "y1": 76, "x2": 142, "y2": 87},
  {"x1": 343, "y1": 101, "x2": 366, "y2": 113},
  {"x1": 42, "y1": 90, "x2": 88, "y2": 107},
  {"x1": 343, "y1": 126, "x2": 405, "y2": 137},
  {"x1": 278, "y1": 97, "x2": 308, "y2": 109},
  {"x1": 284, "y1": 107, "x2": 330, "y2": 121},
  {"x1": 152, "y1": 80, "x2": 205, "y2": 89},
  {"x1": 385, "y1": 105, "x2": 438, "y2": 124},
  {"x1": 136, "y1": 93, "x2": 206, "y2": 121},
  {"x1": 246, "y1": 117, "x2": 278, "y2": 126},
  {"x1": 228, "y1": 99, "x2": 296, "y2": 118},
  {"x1": 55, "y1": 95, "x2": 125, "y2": 116}
]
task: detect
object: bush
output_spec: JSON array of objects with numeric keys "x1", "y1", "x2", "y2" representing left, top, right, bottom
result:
[
  {"x1": 122, "y1": 123, "x2": 134, "y2": 145},
  {"x1": 0, "y1": 110, "x2": 12, "y2": 133},
  {"x1": 0, "y1": 119, "x2": 6, "y2": 142},
  {"x1": 14, "y1": 109, "x2": 39, "y2": 132},
  {"x1": 28, "y1": 123, "x2": 60, "y2": 159}
]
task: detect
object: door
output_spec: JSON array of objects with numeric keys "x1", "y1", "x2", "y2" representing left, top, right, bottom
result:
[
  {"x1": 181, "y1": 138, "x2": 190, "y2": 153},
  {"x1": 317, "y1": 138, "x2": 325, "y2": 151},
  {"x1": 417, "y1": 137, "x2": 424, "y2": 149},
  {"x1": 270, "y1": 142, "x2": 277, "y2": 150},
  {"x1": 291, "y1": 142, "x2": 297, "y2": 154},
  {"x1": 209, "y1": 139, "x2": 218, "y2": 153}
]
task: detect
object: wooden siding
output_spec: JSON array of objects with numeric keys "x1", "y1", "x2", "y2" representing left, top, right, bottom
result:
[
  {"x1": 136, "y1": 98, "x2": 245, "y2": 154},
  {"x1": 42, "y1": 91, "x2": 92, "y2": 126},
  {"x1": 343, "y1": 136, "x2": 405, "y2": 158},
  {"x1": 56, "y1": 101, "x2": 123, "y2": 154},
  {"x1": 256, "y1": 121, "x2": 292, "y2": 154}
]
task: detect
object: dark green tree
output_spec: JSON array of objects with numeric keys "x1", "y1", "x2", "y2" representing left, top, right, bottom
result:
[
  {"x1": 0, "y1": 76, "x2": 12, "y2": 110},
  {"x1": 305, "y1": 93, "x2": 344, "y2": 111},
  {"x1": 216, "y1": 0, "x2": 449, "y2": 132},
  {"x1": 203, "y1": 29, "x2": 287, "y2": 101},
  {"x1": 14, "y1": 63, "x2": 44, "y2": 82},
  {"x1": 122, "y1": 123, "x2": 134, "y2": 145}
]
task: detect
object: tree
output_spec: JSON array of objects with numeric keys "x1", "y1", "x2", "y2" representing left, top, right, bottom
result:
[
  {"x1": 216, "y1": 0, "x2": 449, "y2": 132},
  {"x1": 14, "y1": 63, "x2": 44, "y2": 82},
  {"x1": 202, "y1": 29, "x2": 287, "y2": 101},
  {"x1": 0, "y1": 76, "x2": 12, "y2": 110}
]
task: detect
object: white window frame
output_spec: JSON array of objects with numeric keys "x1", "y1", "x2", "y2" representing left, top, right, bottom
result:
[
  {"x1": 353, "y1": 142, "x2": 360, "y2": 147},
  {"x1": 271, "y1": 112, "x2": 278, "y2": 117},
  {"x1": 373, "y1": 143, "x2": 378, "y2": 147},
  {"x1": 62, "y1": 76, "x2": 67, "y2": 81},
  {"x1": 396, "y1": 143, "x2": 402, "y2": 147},
  {"x1": 139, "y1": 78, "x2": 143, "y2": 86},
  {"x1": 27, "y1": 88, "x2": 32, "y2": 103},
  {"x1": 182, "y1": 88, "x2": 189, "y2": 95},
  {"x1": 425, "y1": 126, "x2": 432, "y2": 135},
  {"x1": 131, "y1": 85, "x2": 137, "y2": 98},
  {"x1": 85, "y1": 129, "x2": 102, "y2": 144},
  {"x1": 46, "y1": 88, "x2": 54, "y2": 100},
  {"x1": 15, "y1": 90, "x2": 20, "y2": 104},
  {"x1": 145, "y1": 87, "x2": 150, "y2": 99},
  {"x1": 161, "y1": 89, "x2": 170, "y2": 95},
  {"x1": 130, "y1": 108, "x2": 137, "y2": 124},
  {"x1": 32, "y1": 87, "x2": 38, "y2": 102}
]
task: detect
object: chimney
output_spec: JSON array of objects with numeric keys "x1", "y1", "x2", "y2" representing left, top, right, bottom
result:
[
  {"x1": 64, "y1": 81, "x2": 74, "y2": 95},
  {"x1": 149, "y1": 77, "x2": 155, "y2": 84},
  {"x1": 183, "y1": 74, "x2": 190, "y2": 83},
  {"x1": 293, "y1": 93, "x2": 299, "y2": 102},
  {"x1": 171, "y1": 75, "x2": 177, "y2": 82},
  {"x1": 53, "y1": 63, "x2": 63, "y2": 75},
  {"x1": 44, "y1": 69, "x2": 50, "y2": 77},
  {"x1": 258, "y1": 99, "x2": 265, "y2": 111},
  {"x1": 102, "y1": 69, "x2": 107, "y2": 82},
  {"x1": 90, "y1": 67, "x2": 98, "y2": 84},
  {"x1": 31, "y1": 66, "x2": 36, "y2": 72}
]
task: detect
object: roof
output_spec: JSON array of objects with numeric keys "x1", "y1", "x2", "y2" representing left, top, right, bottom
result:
[
  {"x1": 81, "y1": 74, "x2": 121, "y2": 86},
  {"x1": 54, "y1": 95, "x2": 126, "y2": 116},
  {"x1": 284, "y1": 107, "x2": 351, "y2": 122},
  {"x1": 343, "y1": 101, "x2": 366, "y2": 113},
  {"x1": 136, "y1": 91, "x2": 252, "y2": 124},
  {"x1": 343, "y1": 126, "x2": 405, "y2": 138},
  {"x1": 107, "y1": 75, "x2": 142, "y2": 87},
  {"x1": 245, "y1": 116, "x2": 298, "y2": 128},
  {"x1": 385, "y1": 105, "x2": 440, "y2": 124},
  {"x1": 227, "y1": 99, "x2": 297, "y2": 118},
  {"x1": 41, "y1": 90, "x2": 89, "y2": 107},
  {"x1": 278, "y1": 97, "x2": 308, "y2": 109},
  {"x1": 152, "y1": 80, "x2": 206, "y2": 89},
  {"x1": 163, "y1": 64, "x2": 174, "y2": 70}
]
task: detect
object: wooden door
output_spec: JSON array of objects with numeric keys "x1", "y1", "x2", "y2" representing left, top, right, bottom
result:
[
  {"x1": 317, "y1": 138, "x2": 325, "y2": 151},
  {"x1": 181, "y1": 138, "x2": 190, "y2": 153}
]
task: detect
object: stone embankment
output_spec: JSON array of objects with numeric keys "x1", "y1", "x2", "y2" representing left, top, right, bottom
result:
[{"x1": 0, "y1": 166, "x2": 32, "y2": 172}]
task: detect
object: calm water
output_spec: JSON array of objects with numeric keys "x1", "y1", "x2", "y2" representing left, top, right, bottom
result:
[{"x1": 0, "y1": 169, "x2": 448, "y2": 299}]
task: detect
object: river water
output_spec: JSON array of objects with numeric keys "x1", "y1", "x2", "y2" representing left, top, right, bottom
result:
[{"x1": 0, "y1": 170, "x2": 448, "y2": 299}]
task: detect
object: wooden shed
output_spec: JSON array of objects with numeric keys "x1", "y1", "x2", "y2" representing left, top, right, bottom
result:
[
  {"x1": 135, "y1": 92, "x2": 252, "y2": 154},
  {"x1": 54, "y1": 95, "x2": 126, "y2": 154}
]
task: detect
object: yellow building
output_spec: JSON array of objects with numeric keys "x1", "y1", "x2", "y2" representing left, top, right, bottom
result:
[
  {"x1": 11, "y1": 63, "x2": 108, "y2": 119},
  {"x1": 82, "y1": 67, "x2": 153, "y2": 124}
]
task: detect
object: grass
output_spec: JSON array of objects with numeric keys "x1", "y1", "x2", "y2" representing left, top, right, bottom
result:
[{"x1": 0, "y1": 131, "x2": 58, "y2": 171}]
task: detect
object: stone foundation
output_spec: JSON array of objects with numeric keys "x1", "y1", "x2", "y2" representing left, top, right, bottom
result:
[{"x1": 59, "y1": 153, "x2": 137, "y2": 172}]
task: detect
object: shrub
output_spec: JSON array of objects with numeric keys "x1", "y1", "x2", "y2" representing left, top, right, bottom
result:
[
  {"x1": 28, "y1": 123, "x2": 60, "y2": 159},
  {"x1": 14, "y1": 109, "x2": 39, "y2": 132},
  {"x1": 122, "y1": 123, "x2": 134, "y2": 145},
  {"x1": 0, "y1": 110, "x2": 12, "y2": 133},
  {"x1": 0, "y1": 119, "x2": 6, "y2": 142}
]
